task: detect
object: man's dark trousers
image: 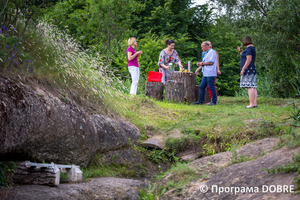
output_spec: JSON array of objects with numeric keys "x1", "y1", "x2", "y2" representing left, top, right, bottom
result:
[{"x1": 198, "y1": 76, "x2": 217, "y2": 103}]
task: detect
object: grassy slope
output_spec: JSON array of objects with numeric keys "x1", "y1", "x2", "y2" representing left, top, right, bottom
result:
[{"x1": 110, "y1": 95, "x2": 294, "y2": 154}]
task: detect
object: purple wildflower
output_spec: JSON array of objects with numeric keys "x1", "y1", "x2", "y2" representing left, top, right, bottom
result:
[
  {"x1": 25, "y1": 61, "x2": 27, "y2": 63},
  {"x1": 88, "y1": 82, "x2": 90, "y2": 84},
  {"x1": 98, "y1": 84, "x2": 100, "y2": 86},
  {"x1": 17, "y1": 62, "x2": 19, "y2": 65},
  {"x1": 18, "y1": 47, "x2": 20, "y2": 50},
  {"x1": 95, "y1": 88, "x2": 97, "y2": 90},
  {"x1": 26, "y1": 74, "x2": 28, "y2": 76},
  {"x1": 5, "y1": 28, "x2": 8, "y2": 31},
  {"x1": 87, "y1": 87, "x2": 89, "y2": 89},
  {"x1": 6, "y1": 45, "x2": 9, "y2": 48},
  {"x1": 29, "y1": 60, "x2": 32, "y2": 63},
  {"x1": 0, "y1": 30, "x2": 2, "y2": 34},
  {"x1": 30, "y1": 68, "x2": 32, "y2": 71},
  {"x1": 85, "y1": 79, "x2": 87, "y2": 81}
]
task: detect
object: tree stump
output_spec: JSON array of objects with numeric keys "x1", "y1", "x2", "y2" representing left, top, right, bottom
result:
[
  {"x1": 195, "y1": 86, "x2": 218, "y2": 104},
  {"x1": 145, "y1": 82, "x2": 164, "y2": 100},
  {"x1": 13, "y1": 161, "x2": 60, "y2": 186},
  {"x1": 170, "y1": 72, "x2": 196, "y2": 103},
  {"x1": 165, "y1": 81, "x2": 184, "y2": 103}
]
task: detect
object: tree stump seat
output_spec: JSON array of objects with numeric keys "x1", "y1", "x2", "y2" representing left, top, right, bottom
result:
[
  {"x1": 145, "y1": 82, "x2": 164, "y2": 100},
  {"x1": 170, "y1": 72, "x2": 196, "y2": 103},
  {"x1": 165, "y1": 80, "x2": 184, "y2": 103}
]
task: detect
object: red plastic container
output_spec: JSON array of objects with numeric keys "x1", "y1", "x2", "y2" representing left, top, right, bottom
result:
[{"x1": 147, "y1": 71, "x2": 163, "y2": 82}]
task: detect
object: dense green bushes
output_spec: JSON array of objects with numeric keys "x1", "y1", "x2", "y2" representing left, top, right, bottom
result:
[{"x1": 2, "y1": 0, "x2": 300, "y2": 98}]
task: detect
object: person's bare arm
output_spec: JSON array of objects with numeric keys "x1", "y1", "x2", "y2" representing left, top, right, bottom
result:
[
  {"x1": 127, "y1": 50, "x2": 143, "y2": 61},
  {"x1": 240, "y1": 55, "x2": 252, "y2": 75},
  {"x1": 216, "y1": 50, "x2": 221, "y2": 75}
]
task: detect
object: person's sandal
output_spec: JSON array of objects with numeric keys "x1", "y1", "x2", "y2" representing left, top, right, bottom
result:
[{"x1": 243, "y1": 106, "x2": 255, "y2": 108}]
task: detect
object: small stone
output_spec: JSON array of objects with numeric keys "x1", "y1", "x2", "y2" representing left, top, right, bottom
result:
[{"x1": 141, "y1": 138, "x2": 163, "y2": 150}]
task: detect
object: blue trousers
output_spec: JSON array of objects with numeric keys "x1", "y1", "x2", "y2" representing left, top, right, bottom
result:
[{"x1": 198, "y1": 76, "x2": 217, "y2": 103}]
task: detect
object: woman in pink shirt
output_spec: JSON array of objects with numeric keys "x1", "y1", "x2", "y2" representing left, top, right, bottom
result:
[{"x1": 127, "y1": 37, "x2": 143, "y2": 96}]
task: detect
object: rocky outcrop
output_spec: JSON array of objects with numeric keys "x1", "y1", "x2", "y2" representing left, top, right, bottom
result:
[
  {"x1": 0, "y1": 177, "x2": 147, "y2": 200},
  {"x1": 159, "y1": 138, "x2": 300, "y2": 199},
  {"x1": 0, "y1": 76, "x2": 140, "y2": 165},
  {"x1": 184, "y1": 146, "x2": 300, "y2": 200}
]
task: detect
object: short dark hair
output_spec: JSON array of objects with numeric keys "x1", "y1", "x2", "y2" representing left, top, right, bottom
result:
[
  {"x1": 243, "y1": 36, "x2": 253, "y2": 46},
  {"x1": 165, "y1": 39, "x2": 175, "y2": 45}
]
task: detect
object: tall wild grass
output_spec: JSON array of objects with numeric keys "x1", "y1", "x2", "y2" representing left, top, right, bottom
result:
[{"x1": 1, "y1": 18, "x2": 127, "y2": 112}]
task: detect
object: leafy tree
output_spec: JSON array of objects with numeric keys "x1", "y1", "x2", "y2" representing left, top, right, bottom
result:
[
  {"x1": 132, "y1": 0, "x2": 212, "y2": 41},
  {"x1": 0, "y1": 0, "x2": 58, "y2": 37},
  {"x1": 46, "y1": 0, "x2": 144, "y2": 65}
]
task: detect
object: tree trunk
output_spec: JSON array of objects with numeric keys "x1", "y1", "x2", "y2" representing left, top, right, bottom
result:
[
  {"x1": 165, "y1": 81, "x2": 184, "y2": 103},
  {"x1": 170, "y1": 72, "x2": 196, "y2": 103},
  {"x1": 145, "y1": 82, "x2": 164, "y2": 100},
  {"x1": 195, "y1": 86, "x2": 218, "y2": 104}
]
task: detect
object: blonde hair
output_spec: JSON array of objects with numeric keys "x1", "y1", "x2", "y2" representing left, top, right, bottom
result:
[{"x1": 128, "y1": 37, "x2": 136, "y2": 46}]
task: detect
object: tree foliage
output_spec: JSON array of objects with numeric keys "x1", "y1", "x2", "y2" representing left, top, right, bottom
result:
[
  {"x1": 46, "y1": 0, "x2": 144, "y2": 64},
  {"x1": 133, "y1": 0, "x2": 212, "y2": 41},
  {"x1": 0, "y1": 0, "x2": 58, "y2": 37}
]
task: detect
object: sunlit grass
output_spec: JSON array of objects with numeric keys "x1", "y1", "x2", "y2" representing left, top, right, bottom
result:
[{"x1": 108, "y1": 94, "x2": 295, "y2": 154}]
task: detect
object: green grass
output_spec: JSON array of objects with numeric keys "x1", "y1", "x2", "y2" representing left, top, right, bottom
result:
[
  {"x1": 82, "y1": 165, "x2": 138, "y2": 181},
  {"x1": 141, "y1": 162, "x2": 201, "y2": 198},
  {"x1": 108, "y1": 94, "x2": 294, "y2": 156}
]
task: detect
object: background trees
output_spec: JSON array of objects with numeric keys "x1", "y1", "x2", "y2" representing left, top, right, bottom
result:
[{"x1": 2, "y1": 0, "x2": 300, "y2": 97}]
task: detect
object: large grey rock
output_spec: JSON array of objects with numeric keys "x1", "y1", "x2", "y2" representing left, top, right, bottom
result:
[
  {"x1": 0, "y1": 76, "x2": 140, "y2": 165},
  {"x1": 0, "y1": 177, "x2": 147, "y2": 200},
  {"x1": 185, "y1": 146, "x2": 300, "y2": 200},
  {"x1": 160, "y1": 138, "x2": 300, "y2": 200}
]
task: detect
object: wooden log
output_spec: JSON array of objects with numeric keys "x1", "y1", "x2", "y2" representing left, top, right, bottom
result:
[
  {"x1": 145, "y1": 82, "x2": 164, "y2": 100},
  {"x1": 165, "y1": 81, "x2": 184, "y2": 103},
  {"x1": 195, "y1": 86, "x2": 218, "y2": 104},
  {"x1": 13, "y1": 161, "x2": 60, "y2": 186},
  {"x1": 170, "y1": 72, "x2": 196, "y2": 103}
]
